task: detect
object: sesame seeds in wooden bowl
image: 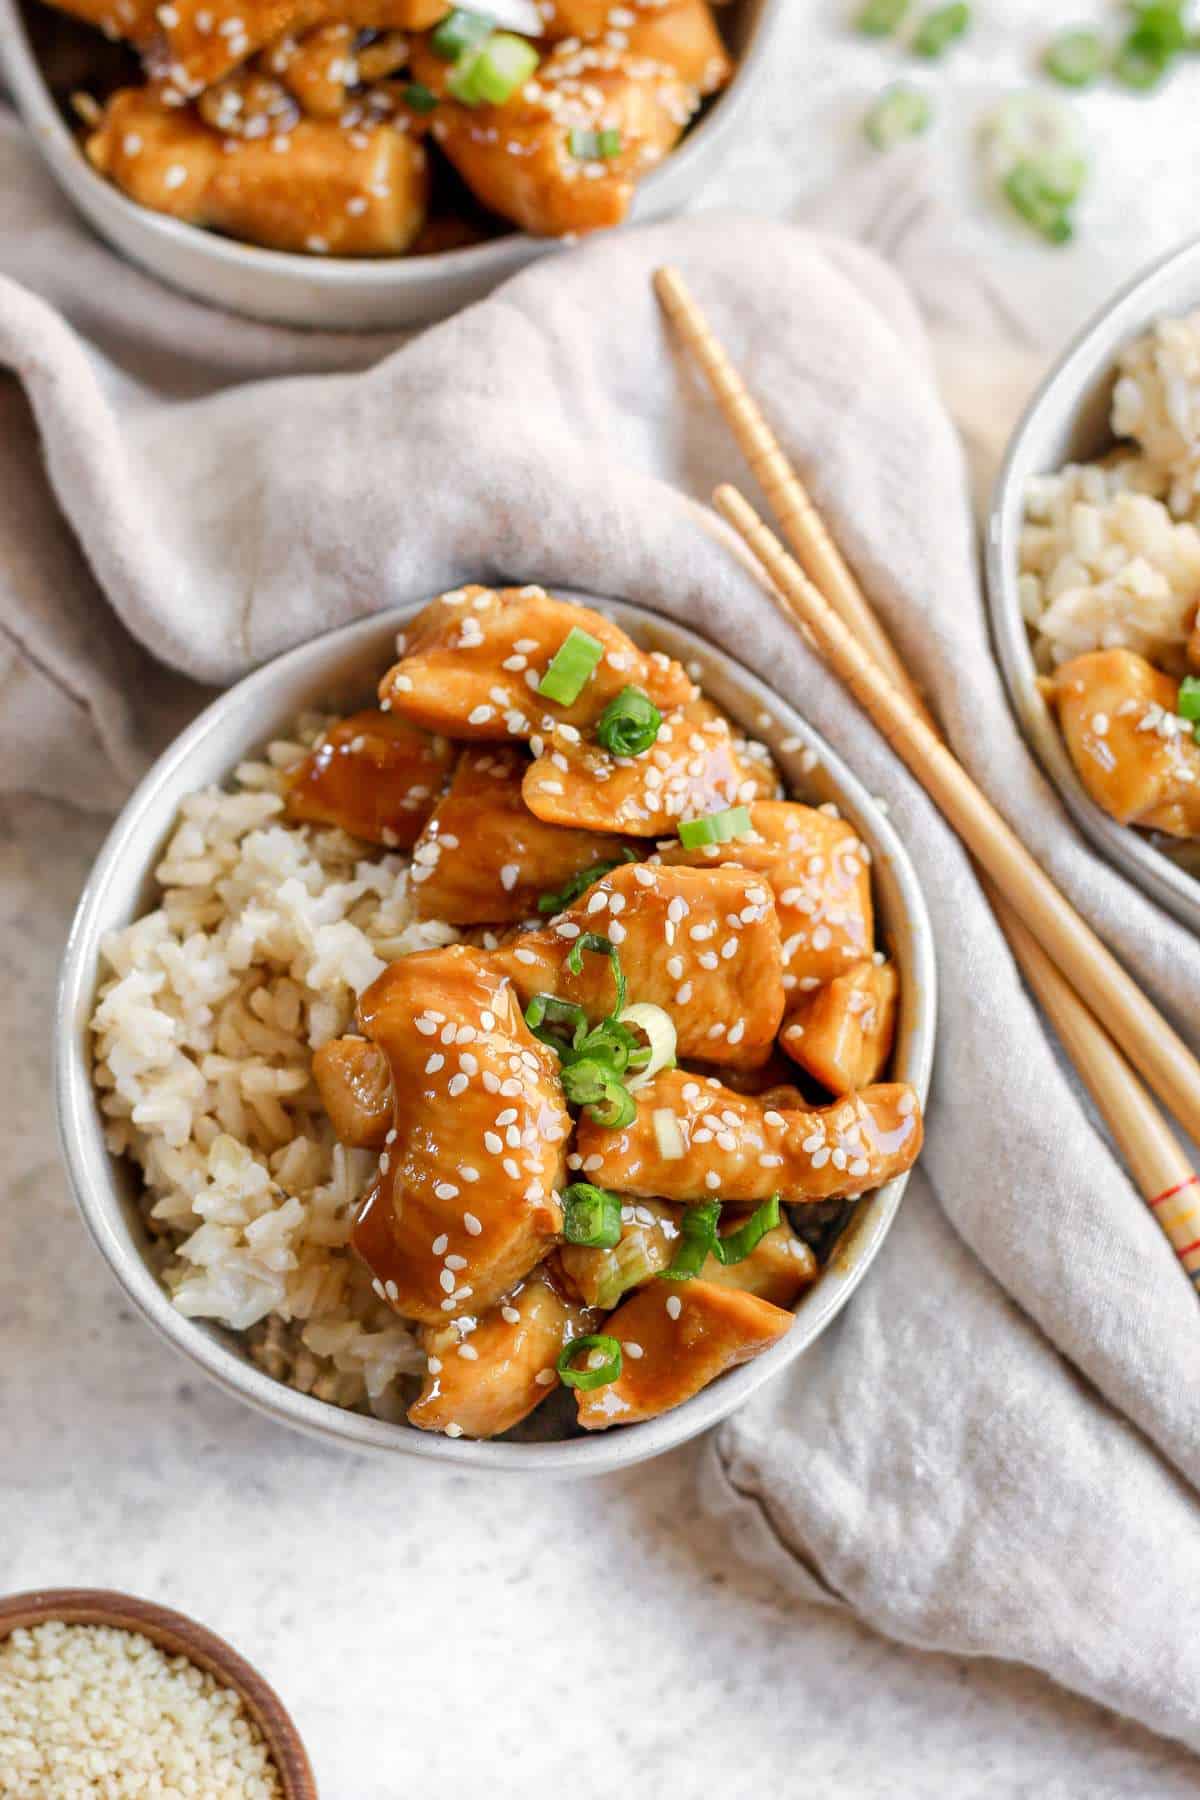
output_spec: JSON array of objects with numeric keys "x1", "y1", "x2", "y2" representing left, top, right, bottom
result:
[{"x1": 0, "y1": 1589, "x2": 316, "y2": 1799}]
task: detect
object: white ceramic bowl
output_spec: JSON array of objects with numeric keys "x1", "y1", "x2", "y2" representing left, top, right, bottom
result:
[
  {"x1": 986, "y1": 236, "x2": 1200, "y2": 935},
  {"x1": 56, "y1": 597, "x2": 936, "y2": 1475},
  {"x1": 1, "y1": 0, "x2": 780, "y2": 330}
]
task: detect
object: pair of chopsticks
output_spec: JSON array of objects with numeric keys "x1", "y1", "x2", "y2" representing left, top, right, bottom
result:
[{"x1": 653, "y1": 266, "x2": 1200, "y2": 1290}]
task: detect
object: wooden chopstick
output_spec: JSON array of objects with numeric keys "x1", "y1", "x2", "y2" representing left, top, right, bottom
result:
[{"x1": 655, "y1": 265, "x2": 1200, "y2": 1276}]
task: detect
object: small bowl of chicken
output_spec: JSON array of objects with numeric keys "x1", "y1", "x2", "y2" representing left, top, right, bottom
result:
[
  {"x1": 987, "y1": 235, "x2": 1200, "y2": 934},
  {"x1": 1, "y1": 0, "x2": 780, "y2": 329},
  {"x1": 57, "y1": 586, "x2": 936, "y2": 1475}
]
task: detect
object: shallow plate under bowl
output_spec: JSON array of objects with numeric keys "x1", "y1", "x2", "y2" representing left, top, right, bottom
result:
[
  {"x1": 986, "y1": 235, "x2": 1200, "y2": 936},
  {"x1": 0, "y1": 0, "x2": 780, "y2": 330},
  {"x1": 56, "y1": 597, "x2": 936, "y2": 1476}
]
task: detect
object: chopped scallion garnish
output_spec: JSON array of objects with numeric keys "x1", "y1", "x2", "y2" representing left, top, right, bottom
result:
[
  {"x1": 595, "y1": 686, "x2": 662, "y2": 756},
  {"x1": 556, "y1": 1333, "x2": 623, "y2": 1391},
  {"x1": 430, "y1": 7, "x2": 495, "y2": 61},
  {"x1": 864, "y1": 83, "x2": 933, "y2": 151},
  {"x1": 537, "y1": 626, "x2": 605, "y2": 704},
  {"x1": 854, "y1": 0, "x2": 910, "y2": 35},
  {"x1": 1003, "y1": 162, "x2": 1075, "y2": 243},
  {"x1": 1178, "y1": 675, "x2": 1200, "y2": 741},
  {"x1": 566, "y1": 931, "x2": 627, "y2": 1013},
  {"x1": 618, "y1": 1002, "x2": 677, "y2": 1091},
  {"x1": 448, "y1": 30, "x2": 539, "y2": 105},
  {"x1": 714, "y1": 1196, "x2": 782, "y2": 1266},
  {"x1": 526, "y1": 936, "x2": 641, "y2": 1129},
  {"x1": 404, "y1": 81, "x2": 438, "y2": 113},
  {"x1": 913, "y1": 1, "x2": 970, "y2": 57},
  {"x1": 677, "y1": 803, "x2": 753, "y2": 850},
  {"x1": 568, "y1": 126, "x2": 622, "y2": 161},
  {"x1": 562, "y1": 1183, "x2": 623, "y2": 1248},
  {"x1": 1042, "y1": 28, "x2": 1106, "y2": 87},
  {"x1": 659, "y1": 1201, "x2": 722, "y2": 1281},
  {"x1": 537, "y1": 850, "x2": 637, "y2": 915}
]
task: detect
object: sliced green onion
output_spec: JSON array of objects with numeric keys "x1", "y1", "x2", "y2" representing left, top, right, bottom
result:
[
  {"x1": 568, "y1": 126, "x2": 622, "y2": 161},
  {"x1": 1113, "y1": 41, "x2": 1170, "y2": 86},
  {"x1": 1178, "y1": 675, "x2": 1200, "y2": 741},
  {"x1": 1042, "y1": 28, "x2": 1106, "y2": 87},
  {"x1": 677, "y1": 803, "x2": 753, "y2": 850},
  {"x1": 714, "y1": 1196, "x2": 782, "y2": 1266},
  {"x1": 586, "y1": 1080, "x2": 637, "y2": 1130},
  {"x1": 652, "y1": 1107, "x2": 686, "y2": 1160},
  {"x1": 537, "y1": 850, "x2": 637, "y2": 915},
  {"x1": 659, "y1": 1201, "x2": 721, "y2": 1281},
  {"x1": 1125, "y1": 2, "x2": 1189, "y2": 58},
  {"x1": 449, "y1": 30, "x2": 538, "y2": 104},
  {"x1": 864, "y1": 83, "x2": 933, "y2": 151},
  {"x1": 430, "y1": 7, "x2": 494, "y2": 60},
  {"x1": 595, "y1": 686, "x2": 662, "y2": 757},
  {"x1": 525, "y1": 992, "x2": 588, "y2": 1047},
  {"x1": 854, "y1": 0, "x2": 909, "y2": 35},
  {"x1": 618, "y1": 1002, "x2": 677, "y2": 1091},
  {"x1": 556, "y1": 1332, "x2": 623, "y2": 1391},
  {"x1": 566, "y1": 931, "x2": 626, "y2": 1014},
  {"x1": 537, "y1": 626, "x2": 605, "y2": 705},
  {"x1": 562, "y1": 1182, "x2": 623, "y2": 1248},
  {"x1": 403, "y1": 81, "x2": 438, "y2": 113},
  {"x1": 1004, "y1": 163, "x2": 1075, "y2": 243},
  {"x1": 913, "y1": 2, "x2": 970, "y2": 57}
]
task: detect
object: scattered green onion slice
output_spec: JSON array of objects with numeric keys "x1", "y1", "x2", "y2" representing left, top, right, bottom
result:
[
  {"x1": 537, "y1": 851, "x2": 637, "y2": 915},
  {"x1": 1125, "y1": 2, "x2": 1189, "y2": 59},
  {"x1": 595, "y1": 686, "x2": 662, "y2": 757},
  {"x1": 537, "y1": 626, "x2": 605, "y2": 704},
  {"x1": 913, "y1": 2, "x2": 970, "y2": 58},
  {"x1": 618, "y1": 1002, "x2": 677, "y2": 1090},
  {"x1": 1113, "y1": 41, "x2": 1170, "y2": 87},
  {"x1": 430, "y1": 7, "x2": 494, "y2": 61},
  {"x1": 585, "y1": 1080, "x2": 637, "y2": 1129},
  {"x1": 864, "y1": 83, "x2": 933, "y2": 151},
  {"x1": 568, "y1": 126, "x2": 622, "y2": 161},
  {"x1": 556, "y1": 1333, "x2": 623, "y2": 1391},
  {"x1": 1042, "y1": 28, "x2": 1106, "y2": 87},
  {"x1": 403, "y1": 81, "x2": 438, "y2": 113},
  {"x1": 1004, "y1": 162, "x2": 1075, "y2": 243},
  {"x1": 659, "y1": 1201, "x2": 722, "y2": 1281},
  {"x1": 449, "y1": 30, "x2": 539, "y2": 104},
  {"x1": 1178, "y1": 675, "x2": 1200, "y2": 741},
  {"x1": 854, "y1": 0, "x2": 910, "y2": 36},
  {"x1": 562, "y1": 1182, "x2": 623, "y2": 1248},
  {"x1": 715, "y1": 1196, "x2": 782, "y2": 1266},
  {"x1": 652, "y1": 1107, "x2": 686, "y2": 1161},
  {"x1": 566, "y1": 931, "x2": 627, "y2": 1013},
  {"x1": 525, "y1": 992, "x2": 588, "y2": 1045},
  {"x1": 677, "y1": 803, "x2": 753, "y2": 850}
]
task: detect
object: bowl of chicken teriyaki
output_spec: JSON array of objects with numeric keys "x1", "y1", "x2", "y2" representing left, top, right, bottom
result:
[
  {"x1": 57, "y1": 586, "x2": 935, "y2": 1472},
  {"x1": 3, "y1": 0, "x2": 779, "y2": 326}
]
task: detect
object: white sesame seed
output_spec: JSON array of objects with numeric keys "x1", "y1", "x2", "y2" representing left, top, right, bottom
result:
[
  {"x1": 624, "y1": 1341, "x2": 644, "y2": 1359},
  {"x1": 464, "y1": 1212, "x2": 483, "y2": 1235},
  {"x1": 666, "y1": 1295, "x2": 682, "y2": 1320},
  {"x1": 445, "y1": 1422, "x2": 464, "y2": 1437}
]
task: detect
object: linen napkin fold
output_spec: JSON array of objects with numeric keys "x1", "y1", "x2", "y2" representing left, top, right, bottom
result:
[{"x1": 3, "y1": 107, "x2": 1200, "y2": 1749}]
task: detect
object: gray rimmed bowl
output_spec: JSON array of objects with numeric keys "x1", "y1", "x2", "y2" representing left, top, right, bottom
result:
[
  {"x1": 0, "y1": 0, "x2": 780, "y2": 330},
  {"x1": 986, "y1": 236, "x2": 1200, "y2": 936},
  {"x1": 56, "y1": 597, "x2": 936, "y2": 1476}
]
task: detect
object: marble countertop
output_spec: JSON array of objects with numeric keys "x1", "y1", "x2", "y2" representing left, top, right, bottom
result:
[{"x1": 6, "y1": 8, "x2": 1200, "y2": 1795}]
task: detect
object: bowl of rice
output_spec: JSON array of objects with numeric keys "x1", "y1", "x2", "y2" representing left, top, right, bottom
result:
[
  {"x1": 987, "y1": 236, "x2": 1200, "y2": 933},
  {"x1": 56, "y1": 596, "x2": 935, "y2": 1475}
]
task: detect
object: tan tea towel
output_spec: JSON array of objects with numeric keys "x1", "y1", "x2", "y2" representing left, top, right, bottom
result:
[{"x1": 3, "y1": 106, "x2": 1200, "y2": 1750}]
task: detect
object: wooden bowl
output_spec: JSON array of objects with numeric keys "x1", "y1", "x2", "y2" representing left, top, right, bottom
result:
[{"x1": 0, "y1": 1588, "x2": 317, "y2": 1798}]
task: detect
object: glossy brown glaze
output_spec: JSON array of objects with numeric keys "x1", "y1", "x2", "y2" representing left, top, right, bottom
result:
[
  {"x1": 283, "y1": 708, "x2": 453, "y2": 846},
  {"x1": 780, "y1": 958, "x2": 899, "y2": 1095},
  {"x1": 312, "y1": 1035, "x2": 391, "y2": 1148},
  {"x1": 1049, "y1": 648, "x2": 1200, "y2": 839}
]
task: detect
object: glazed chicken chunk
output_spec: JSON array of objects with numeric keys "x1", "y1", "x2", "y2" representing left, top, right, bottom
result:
[
  {"x1": 574, "y1": 1278, "x2": 793, "y2": 1430},
  {"x1": 780, "y1": 959, "x2": 899, "y2": 1095},
  {"x1": 410, "y1": 747, "x2": 635, "y2": 924},
  {"x1": 87, "y1": 90, "x2": 429, "y2": 255},
  {"x1": 574, "y1": 1068, "x2": 923, "y2": 1205},
  {"x1": 662, "y1": 799, "x2": 874, "y2": 991},
  {"x1": 523, "y1": 697, "x2": 780, "y2": 838},
  {"x1": 542, "y1": 0, "x2": 732, "y2": 94},
  {"x1": 1047, "y1": 648, "x2": 1200, "y2": 838},
  {"x1": 491, "y1": 861, "x2": 786, "y2": 1069},
  {"x1": 350, "y1": 946, "x2": 569, "y2": 1323},
  {"x1": 379, "y1": 585, "x2": 695, "y2": 739},
  {"x1": 408, "y1": 1267, "x2": 593, "y2": 1439},
  {"x1": 410, "y1": 38, "x2": 698, "y2": 238},
  {"x1": 284, "y1": 709, "x2": 452, "y2": 847},
  {"x1": 558, "y1": 1201, "x2": 816, "y2": 1312},
  {"x1": 312, "y1": 1035, "x2": 391, "y2": 1149}
]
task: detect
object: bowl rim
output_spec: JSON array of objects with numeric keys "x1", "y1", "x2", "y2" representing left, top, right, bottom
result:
[
  {"x1": 0, "y1": 0, "x2": 781, "y2": 298},
  {"x1": 0, "y1": 1587, "x2": 316, "y2": 1796},
  {"x1": 985, "y1": 232, "x2": 1200, "y2": 935},
  {"x1": 55, "y1": 596, "x2": 937, "y2": 1477}
]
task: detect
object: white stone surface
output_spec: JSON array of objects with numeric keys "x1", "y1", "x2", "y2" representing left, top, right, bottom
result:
[{"x1": 6, "y1": 10, "x2": 1200, "y2": 1793}]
